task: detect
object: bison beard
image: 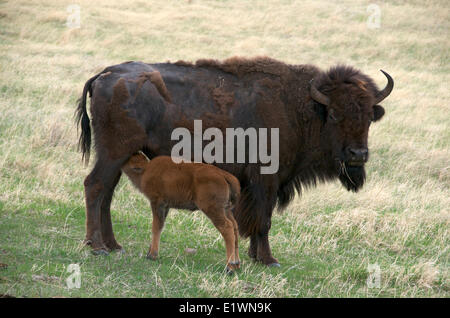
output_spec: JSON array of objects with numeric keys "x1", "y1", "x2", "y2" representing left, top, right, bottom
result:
[
  {"x1": 339, "y1": 163, "x2": 366, "y2": 192},
  {"x1": 76, "y1": 56, "x2": 392, "y2": 267}
]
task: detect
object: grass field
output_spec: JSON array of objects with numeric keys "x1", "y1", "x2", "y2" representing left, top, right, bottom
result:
[{"x1": 0, "y1": 0, "x2": 449, "y2": 297}]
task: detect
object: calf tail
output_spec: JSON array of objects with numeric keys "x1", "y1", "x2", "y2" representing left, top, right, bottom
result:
[
  {"x1": 75, "y1": 73, "x2": 101, "y2": 166},
  {"x1": 223, "y1": 173, "x2": 241, "y2": 207}
]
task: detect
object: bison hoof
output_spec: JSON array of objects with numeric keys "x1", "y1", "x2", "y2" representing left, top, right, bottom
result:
[
  {"x1": 83, "y1": 239, "x2": 92, "y2": 246},
  {"x1": 91, "y1": 249, "x2": 109, "y2": 256},
  {"x1": 114, "y1": 248, "x2": 126, "y2": 255},
  {"x1": 268, "y1": 262, "x2": 281, "y2": 268},
  {"x1": 104, "y1": 241, "x2": 123, "y2": 251}
]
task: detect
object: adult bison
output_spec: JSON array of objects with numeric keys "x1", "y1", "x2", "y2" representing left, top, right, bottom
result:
[{"x1": 75, "y1": 56, "x2": 393, "y2": 267}]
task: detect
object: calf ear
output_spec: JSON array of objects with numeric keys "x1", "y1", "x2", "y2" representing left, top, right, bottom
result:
[
  {"x1": 137, "y1": 151, "x2": 150, "y2": 162},
  {"x1": 373, "y1": 105, "x2": 385, "y2": 122}
]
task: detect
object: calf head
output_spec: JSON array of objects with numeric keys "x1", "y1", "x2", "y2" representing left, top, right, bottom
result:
[
  {"x1": 121, "y1": 152, "x2": 150, "y2": 186},
  {"x1": 311, "y1": 66, "x2": 393, "y2": 192}
]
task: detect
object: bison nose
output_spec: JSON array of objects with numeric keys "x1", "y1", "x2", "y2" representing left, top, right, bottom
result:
[{"x1": 346, "y1": 147, "x2": 368, "y2": 163}]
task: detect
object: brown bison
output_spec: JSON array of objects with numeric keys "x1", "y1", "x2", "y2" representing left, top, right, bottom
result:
[
  {"x1": 121, "y1": 153, "x2": 241, "y2": 272},
  {"x1": 76, "y1": 56, "x2": 393, "y2": 267}
]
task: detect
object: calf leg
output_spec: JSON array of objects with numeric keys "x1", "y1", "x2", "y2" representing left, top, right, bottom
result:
[
  {"x1": 226, "y1": 209, "x2": 240, "y2": 268},
  {"x1": 147, "y1": 202, "x2": 169, "y2": 260},
  {"x1": 206, "y1": 208, "x2": 239, "y2": 273}
]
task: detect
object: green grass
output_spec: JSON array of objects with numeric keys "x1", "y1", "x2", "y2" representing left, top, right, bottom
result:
[{"x1": 0, "y1": 0, "x2": 449, "y2": 297}]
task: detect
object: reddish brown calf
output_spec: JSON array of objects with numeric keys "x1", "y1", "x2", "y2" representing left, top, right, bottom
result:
[{"x1": 121, "y1": 153, "x2": 241, "y2": 272}]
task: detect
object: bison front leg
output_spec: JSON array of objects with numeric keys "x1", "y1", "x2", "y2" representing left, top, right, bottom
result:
[
  {"x1": 250, "y1": 196, "x2": 280, "y2": 267},
  {"x1": 248, "y1": 220, "x2": 280, "y2": 267},
  {"x1": 248, "y1": 233, "x2": 258, "y2": 260},
  {"x1": 240, "y1": 184, "x2": 280, "y2": 267}
]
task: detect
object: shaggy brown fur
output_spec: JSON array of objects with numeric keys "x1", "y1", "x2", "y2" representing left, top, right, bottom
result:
[
  {"x1": 129, "y1": 71, "x2": 172, "y2": 103},
  {"x1": 121, "y1": 153, "x2": 241, "y2": 272},
  {"x1": 76, "y1": 56, "x2": 393, "y2": 266}
]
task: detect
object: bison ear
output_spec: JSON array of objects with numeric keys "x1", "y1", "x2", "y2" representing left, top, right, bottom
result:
[
  {"x1": 373, "y1": 105, "x2": 385, "y2": 122},
  {"x1": 314, "y1": 102, "x2": 327, "y2": 123}
]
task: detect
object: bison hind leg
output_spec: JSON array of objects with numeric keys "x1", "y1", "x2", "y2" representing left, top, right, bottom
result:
[
  {"x1": 101, "y1": 170, "x2": 125, "y2": 252},
  {"x1": 83, "y1": 155, "x2": 131, "y2": 255}
]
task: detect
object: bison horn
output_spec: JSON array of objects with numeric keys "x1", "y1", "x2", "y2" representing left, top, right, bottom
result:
[
  {"x1": 374, "y1": 70, "x2": 394, "y2": 104},
  {"x1": 310, "y1": 80, "x2": 330, "y2": 106}
]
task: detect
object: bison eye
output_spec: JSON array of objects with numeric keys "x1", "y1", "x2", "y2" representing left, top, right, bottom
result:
[
  {"x1": 328, "y1": 109, "x2": 341, "y2": 122},
  {"x1": 328, "y1": 109, "x2": 337, "y2": 121}
]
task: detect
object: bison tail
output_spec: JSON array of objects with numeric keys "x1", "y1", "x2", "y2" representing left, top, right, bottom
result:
[{"x1": 75, "y1": 73, "x2": 101, "y2": 166}]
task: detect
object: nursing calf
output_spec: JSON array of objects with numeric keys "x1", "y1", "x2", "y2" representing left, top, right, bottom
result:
[{"x1": 121, "y1": 153, "x2": 241, "y2": 272}]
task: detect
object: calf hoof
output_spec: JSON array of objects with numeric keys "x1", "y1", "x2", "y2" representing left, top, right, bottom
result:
[
  {"x1": 146, "y1": 252, "x2": 158, "y2": 260},
  {"x1": 226, "y1": 261, "x2": 240, "y2": 274},
  {"x1": 226, "y1": 267, "x2": 235, "y2": 276},
  {"x1": 91, "y1": 248, "x2": 109, "y2": 256},
  {"x1": 229, "y1": 261, "x2": 240, "y2": 269}
]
